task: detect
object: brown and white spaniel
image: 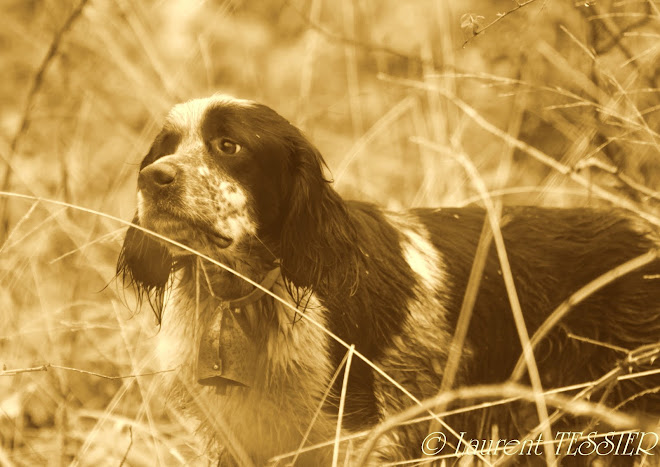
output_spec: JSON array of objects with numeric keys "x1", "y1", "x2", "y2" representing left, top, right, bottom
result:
[{"x1": 118, "y1": 95, "x2": 660, "y2": 465}]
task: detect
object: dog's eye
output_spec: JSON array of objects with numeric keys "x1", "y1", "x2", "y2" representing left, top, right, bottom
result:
[{"x1": 211, "y1": 138, "x2": 241, "y2": 156}]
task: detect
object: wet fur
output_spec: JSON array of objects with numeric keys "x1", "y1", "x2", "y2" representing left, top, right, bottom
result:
[{"x1": 118, "y1": 95, "x2": 660, "y2": 465}]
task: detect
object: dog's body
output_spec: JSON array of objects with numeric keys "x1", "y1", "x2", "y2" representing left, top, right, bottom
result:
[{"x1": 118, "y1": 95, "x2": 660, "y2": 465}]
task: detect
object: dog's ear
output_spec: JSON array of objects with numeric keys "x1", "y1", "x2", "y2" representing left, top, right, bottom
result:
[
  {"x1": 279, "y1": 131, "x2": 360, "y2": 295},
  {"x1": 117, "y1": 215, "x2": 173, "y2": 323}
]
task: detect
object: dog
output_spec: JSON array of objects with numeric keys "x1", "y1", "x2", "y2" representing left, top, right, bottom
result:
[{"x1": 118, "y1": 94, "x2": 660, "y2": 465}]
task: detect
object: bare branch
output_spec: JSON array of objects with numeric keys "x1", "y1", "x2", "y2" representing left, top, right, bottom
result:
[
  {"x1": 333, "y1": 345, "x2": 355, "y2": 467},
  {"x1": 0, "y1": 363, "x2": 176, "y2": 380},
  {"x1": 575, "y1": 156, "x2": 660, "y2": 203},
  {"x1": 118, "y1": 426, "x2": 133, "y2": 467},
  {"x1": 0, "y1": 0, "x2": 91, "y2": 242},
  {"x1": 462, "y1": 0, "x2": 539, "y2": 48}
]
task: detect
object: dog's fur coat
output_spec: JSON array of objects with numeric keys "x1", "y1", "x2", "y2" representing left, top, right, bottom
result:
[{"x1": 118, "y1": 95, "x2": 660, "y2": 465}]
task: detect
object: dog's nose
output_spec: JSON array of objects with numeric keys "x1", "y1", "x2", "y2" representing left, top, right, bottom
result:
[{"x1": 138, "y1": 163, "x2": 177, "y2": 191}]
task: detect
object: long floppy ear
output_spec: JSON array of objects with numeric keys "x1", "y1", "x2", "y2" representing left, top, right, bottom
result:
[
  {"x1": 117, "y1": 215, "x2": 173, "y2": 323},
  {"x1": 279, "y1": 133, "x2": 360, "y2": 295}
]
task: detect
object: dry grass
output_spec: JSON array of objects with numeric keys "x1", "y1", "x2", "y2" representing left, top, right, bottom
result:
[{"x1": 1, "y1": 0, "x2": 660, "y2": 465}]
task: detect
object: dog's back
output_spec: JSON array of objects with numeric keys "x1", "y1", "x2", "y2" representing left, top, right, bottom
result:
[{"x1": 372, "y1": 206, "x2": 660, "y2": 462}]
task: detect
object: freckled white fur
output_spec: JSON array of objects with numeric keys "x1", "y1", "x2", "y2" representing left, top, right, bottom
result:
[
  {"x1": 143, "y1": 100, "x2": 258, "y2": 246},
  {"x1": 221, "y1": 216, "x2": 254, "y2": 244},
  {"x1": 208, "y1": 176, "x2": 256, "y2": 241}
]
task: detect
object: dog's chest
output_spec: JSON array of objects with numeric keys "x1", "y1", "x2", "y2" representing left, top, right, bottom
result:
[{"x1": 155, "y1": 283, "x2": 339, "y2": 462}]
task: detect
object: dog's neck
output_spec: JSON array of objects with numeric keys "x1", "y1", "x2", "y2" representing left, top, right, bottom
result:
[
  {"x1": 225, "y1": 266, "x2": 281, "y2": 308},
  {"x1": 182, "y1": 239, "x2": 280, "y2": 304}
]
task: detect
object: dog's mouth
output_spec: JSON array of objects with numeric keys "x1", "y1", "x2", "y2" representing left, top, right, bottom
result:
[
  {"x1": 205, "y1": 229, "x2": 234, "y2": 248},
  {"x1": 140, "y1": 213, "x2": 233, "y2": 253}
]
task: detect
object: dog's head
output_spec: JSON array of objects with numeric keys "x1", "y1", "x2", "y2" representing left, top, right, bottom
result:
[{"x1": 117, "y1": 95, "x2": 358, "y2": 320}]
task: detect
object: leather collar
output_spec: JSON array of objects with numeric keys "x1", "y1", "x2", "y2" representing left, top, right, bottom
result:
[{"x1": 226, "y1": 266, "x2": 281, "y2": 309}]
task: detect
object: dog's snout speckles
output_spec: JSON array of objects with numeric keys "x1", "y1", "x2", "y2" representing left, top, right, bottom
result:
[{"x1": 135, "y1": 95, "x2": 259, "y2": 251}]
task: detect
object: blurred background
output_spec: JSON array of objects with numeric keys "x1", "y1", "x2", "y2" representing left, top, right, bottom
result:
[{"x1": 1, "y1": 0, "x2": 659, "y2": 465}]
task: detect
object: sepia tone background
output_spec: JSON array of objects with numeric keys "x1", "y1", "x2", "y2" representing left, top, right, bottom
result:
[{"x1": 1, "y1": 0, "x2": 659, "y2": 464}]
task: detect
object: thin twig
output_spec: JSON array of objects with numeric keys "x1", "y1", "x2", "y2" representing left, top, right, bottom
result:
[
  {"x1": 0, "y1": 200, "x2": 41, "y2": 253},
  {"x1": 575, "y1": 156, "x2": 660, "y2": 203},
  {"x1": 566, "y1": 332, "x2": 629, "y2": 353},
  {"x1": 462, "y1": 0, "x2": 539, "y2": 48},
  {"x1": 0, "y1": 363, "x2": 176, "y2": 380},
  {"x1": 333, "y1": 345, "x2": 355, "y2": 467},
  {"x1": 118, "y1": 426, "x2": 133, "y2": 467},
  {"x1": 434, "y1": 212, "x2": 497, "y2": 408},
  {"x1": 0, "y1": 0, "x2": 91, "y2": 241},
  {"x1": 433, "y1": 70, "x2": 658, "y2": 141}
]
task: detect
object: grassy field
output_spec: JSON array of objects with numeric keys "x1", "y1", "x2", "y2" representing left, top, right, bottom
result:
[{"x1": 1, "y1": 0, "x2": 659, "y2": 465}]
